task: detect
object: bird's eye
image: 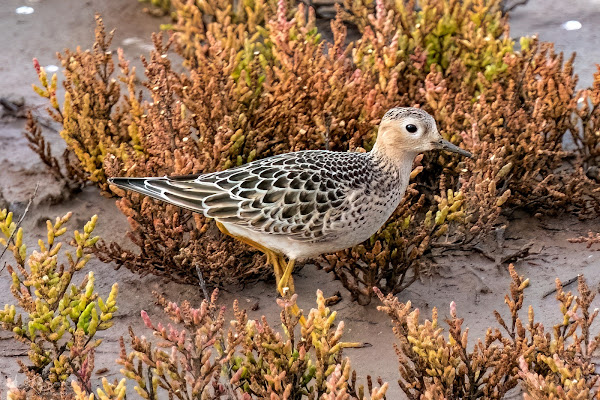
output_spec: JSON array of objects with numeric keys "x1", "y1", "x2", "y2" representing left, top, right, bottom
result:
[{"x1": 406, "y1": 124, "x2": 418, "y2": 133}]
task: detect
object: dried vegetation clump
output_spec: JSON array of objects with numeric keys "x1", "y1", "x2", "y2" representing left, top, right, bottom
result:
[
  {"x1": 568, "y1": 231, "x2": 600, "y2": 249},
  {"x1": 377, "y1": 265, "x2": 600, "y2": 399},
  {"x1": 118, "y1": 289, "x2": 387, "y2": 399},
  {"x1": 29, "y1": 0, "x2": 600, "y2": 301},
  {"x1": 518, "y1": 277, "x2": 600, "y2": 399}
]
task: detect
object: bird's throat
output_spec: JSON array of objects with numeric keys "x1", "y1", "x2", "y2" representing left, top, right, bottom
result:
[{"x1": 371, "y1": 146, "x2": 417, "y2": 178}]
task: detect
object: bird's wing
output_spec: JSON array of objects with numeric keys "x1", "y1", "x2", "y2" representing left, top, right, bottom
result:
[{"x1": 109, "y1": 151, "x2": 373, "y2": 242}]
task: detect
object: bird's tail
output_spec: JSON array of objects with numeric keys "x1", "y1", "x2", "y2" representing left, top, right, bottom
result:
[{"x1": 108, "y1": 176, "x2": 210, "y2": 214}]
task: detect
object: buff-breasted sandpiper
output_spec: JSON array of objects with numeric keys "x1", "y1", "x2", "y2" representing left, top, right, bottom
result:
[{"x1": 109, "y1": 107, "x2": 472, "y2": 320}]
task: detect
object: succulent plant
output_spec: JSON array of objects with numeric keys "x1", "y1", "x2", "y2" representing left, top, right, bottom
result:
[{"x1": 0, "y1": 210, "x2": 119, "y2": 398}]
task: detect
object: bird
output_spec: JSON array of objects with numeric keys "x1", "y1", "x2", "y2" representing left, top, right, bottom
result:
[{"x1": 108, "y1": 107, "x2": 472, "y2": 321}]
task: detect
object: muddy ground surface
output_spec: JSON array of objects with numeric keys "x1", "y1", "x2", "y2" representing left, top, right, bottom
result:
[{"x1": 1, "y1": 0, "x2": 600, "y2": 398}]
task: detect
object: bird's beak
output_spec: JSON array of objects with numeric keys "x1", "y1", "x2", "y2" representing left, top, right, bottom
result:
[{"x1": 434, "y1": 139, "x2": 473, "y2": 158}]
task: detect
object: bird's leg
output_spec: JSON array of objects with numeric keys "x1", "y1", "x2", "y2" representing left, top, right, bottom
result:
[
  {"x1": 273, "y1": 254, "x2": 289, "y2": 292},
  {"x1": 216, "y1": 221, "x2": 282, "y2": 277},
  {"x1": 275, "y1": 256, "x2": 364, "y2": 349},
  {"x1": 277, "y1": 258, "x2": 296, "y2": 295},
  {"x1": 216, "y1": 222, "x2": 358, "y2": 344},
  {"x1": 215, "y1": 221, "x2": 306, "y2": 325},
  {"x1": 272, "y1": 254, "x2": 308, "y2": 326},
  {"x1": 274, "y1": 256, "x2": 365, "y2": 348}
]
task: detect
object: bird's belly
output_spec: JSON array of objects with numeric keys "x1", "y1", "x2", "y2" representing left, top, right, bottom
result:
[{"x1": 219, "y1": 223, "x2": 320, "y2": 259}]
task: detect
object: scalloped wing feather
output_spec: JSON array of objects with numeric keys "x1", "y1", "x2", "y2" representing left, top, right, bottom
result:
[{"x1": 108, "y1": 150, "x2": 375, "y2": 242}]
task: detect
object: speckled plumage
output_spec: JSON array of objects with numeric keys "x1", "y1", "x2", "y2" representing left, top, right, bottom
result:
[
  {"x1": 109, "y1": 150, "x2": 412, "y2": 259},
  {"x1": 109, "y1": 107, "x2": 470, "y2": 262}
]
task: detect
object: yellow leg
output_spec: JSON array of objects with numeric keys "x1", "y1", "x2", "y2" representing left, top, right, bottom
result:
[
  {"x1": 217, "y1": 221, "x2": 282, "y2": 280},
  {"x1": 278, "y1": 258, "x2": 296, "y2": 294},
  {"x1": 272, "y1": 254, "x2": 306, "y2": 325},
  {"x1": 216, "y1": 222, "x2": 306, "y2": 325}
]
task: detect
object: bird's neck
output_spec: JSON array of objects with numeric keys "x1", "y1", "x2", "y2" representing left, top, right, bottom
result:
[
  {"x1": 370, "y1": 143, "x2": 418, "y2": 178},
  {"x1": 367, "y1": 147, "x2": 415, "y2": 211}
]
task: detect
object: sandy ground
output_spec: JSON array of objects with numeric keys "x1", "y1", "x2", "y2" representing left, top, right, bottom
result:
[{"x1": 1, "y1": 0, "x2": 600, "y2": 398}]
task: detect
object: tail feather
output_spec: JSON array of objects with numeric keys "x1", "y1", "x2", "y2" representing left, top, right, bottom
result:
[
  {"x1": 108, "y1": 177, "x2": 208, "y2": 214},
  {"x1": 108, "y1": 177, "x2": 164, "y2": 200}
]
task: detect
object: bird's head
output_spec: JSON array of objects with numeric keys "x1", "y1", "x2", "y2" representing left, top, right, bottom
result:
[{"x1": 373, "y1": 107, "x2": 472, "y2": 159}]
